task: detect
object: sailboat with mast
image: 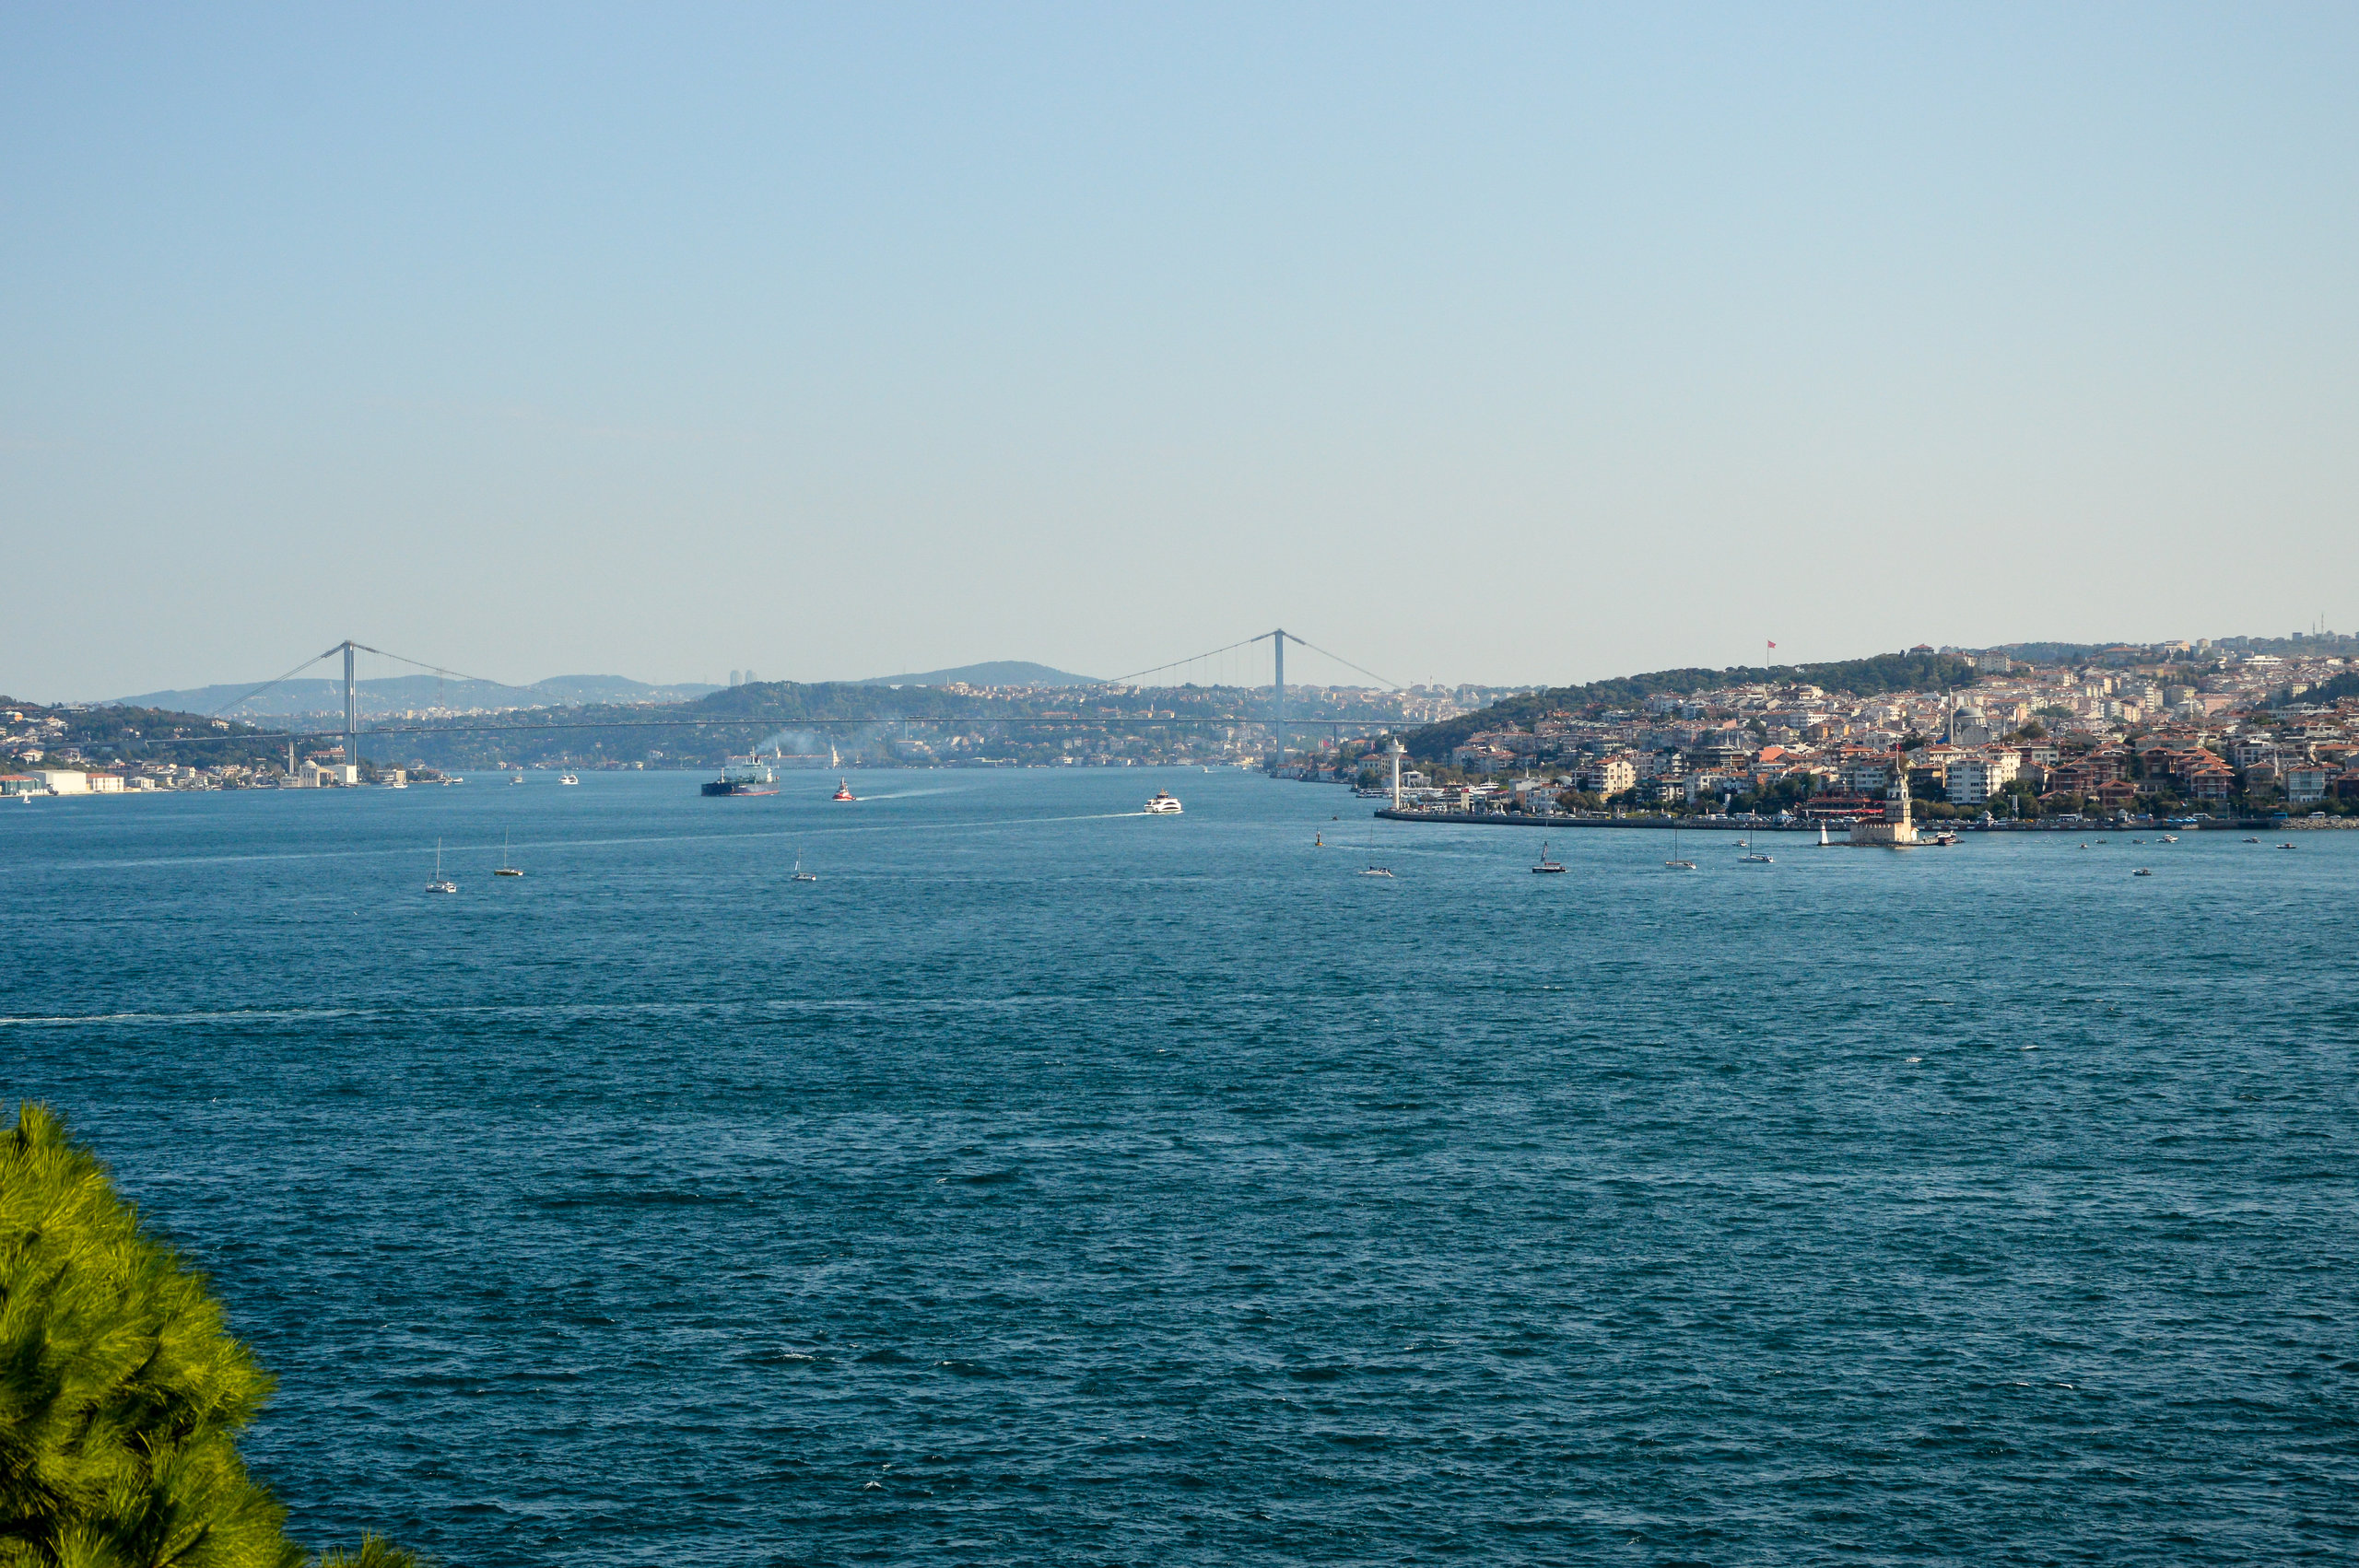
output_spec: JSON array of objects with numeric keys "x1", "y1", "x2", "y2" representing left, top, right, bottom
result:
[
  {"x1": 427, "y1": 839, "x2": 457, "y2": 894},
  {"x1": 494, "y1": 831, "x2": 523, "y2": 876},
  {"x1": 792, "y1": 846, "x2": 816, "y2": 883},
  {"x1": 1664, "y1": 815, "x2": 1697, "y2": 871}
]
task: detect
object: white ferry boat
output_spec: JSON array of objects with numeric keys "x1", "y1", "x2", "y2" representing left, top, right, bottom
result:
[{"x1": 1143, "y1": 790, "x2": 1182, "y2": 814}]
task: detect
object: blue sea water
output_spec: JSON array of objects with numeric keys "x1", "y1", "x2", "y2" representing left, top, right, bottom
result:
[{"x1": 5, "y1": 770, "x2": 2356, "y2": 1566}]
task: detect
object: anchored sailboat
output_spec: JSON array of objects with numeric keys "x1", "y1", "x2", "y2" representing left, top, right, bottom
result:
[
  {"x1": 1664, "y1": 816, "x2": 1697, "y2": 871},
  {"x1": 427, "y1": 839, "x2": 457, "y2": 894},
  {"x1": 494, "y1": 831, "x2": 523, "y2": 876}
]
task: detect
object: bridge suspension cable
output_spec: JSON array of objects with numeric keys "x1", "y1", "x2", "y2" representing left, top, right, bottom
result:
[
  {"x1": 1278, "y1": 634, "x2": 1403, "y2": 693},
  {"x1": 205, "y1": 644, "x2": 346, "y2": 718},
  {"x1": 1107, "y1": 629, "x2": 1403, "y2": 692},
  {"x1": 205, "y1": 640, "x2": 550, "y2": 718},
  {"x1": 1105, "y1": 636, "x2": 1271, "y2": 687},
  {"x1": 344, "y1": 642, "x2": 551, "y2": 699}
]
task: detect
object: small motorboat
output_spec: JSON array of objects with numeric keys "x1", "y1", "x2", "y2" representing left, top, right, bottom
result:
[
  {"x1": 1532, "y1": 840, "x2": 1567, "y2": 873},
  {"x1": 2276, "y1": 841, "x2": 2296, "y2": 850},
  {"x1": 558, "y1": 773, "x2": 579, "y2": 785},
  {"x1": 2160, "y1": 835, "x2": 2178, "y2": 843},
  {"x1": 1360, "y1": 864, "x2": 1395, "y2": 878},
  {"x1": 2133, "y1": 868, "x2": 2153, "y2": 876},
  {"x1": 2244, "y1": 837, "x2": 2260, "y2": 844},
  {"x1": 832, "y1": 779, "x2": 855, "y2": 802},
  {"x1": 1143, "y1": 790, "x2": 1182, "y2": 814},
  {"x1": 509, "y1": 772, "x2": 524, "y2": 785}
]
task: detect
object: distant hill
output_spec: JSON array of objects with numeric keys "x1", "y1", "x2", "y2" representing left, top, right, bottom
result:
[
  {"x1": 111, "y1": 673, "x2": 722, "y2": 716},
  {"x1": 853, "y1": 661, "x2": 1103, "y2": 688}
]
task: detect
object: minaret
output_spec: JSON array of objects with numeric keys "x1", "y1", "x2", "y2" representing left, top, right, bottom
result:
[{"x1": 1895, "y1": 751, "x2": 1912, "y2": 825}]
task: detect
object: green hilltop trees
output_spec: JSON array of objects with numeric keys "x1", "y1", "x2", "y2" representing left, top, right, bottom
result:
[{"x1": 1, "y1": 1103, "x2": 422, "y2": 1568}]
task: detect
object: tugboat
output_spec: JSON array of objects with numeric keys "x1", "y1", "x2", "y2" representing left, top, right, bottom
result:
[
  {"x1": 832, "y1": 778, "x2": 856, "y2": 802},
  {"x1": 1143, "y1": 790, "x2": 1182, "y2": 814},
  {"x1": 702, "y1": 757, "x2": 780, "y2": 797}
]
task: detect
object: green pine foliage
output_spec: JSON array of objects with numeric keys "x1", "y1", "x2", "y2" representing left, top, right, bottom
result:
[
  {"x1": 0, "y1": 1105, "x2": 425, "y2": 1568},
  {"x1": 311, "y1": 1539, "x2": 424, "y2": 1568}
]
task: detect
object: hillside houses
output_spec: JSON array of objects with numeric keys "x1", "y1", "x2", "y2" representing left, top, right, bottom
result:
[{"x1": 1411, "y1": 641, "x2": 2359, "y2": 820}]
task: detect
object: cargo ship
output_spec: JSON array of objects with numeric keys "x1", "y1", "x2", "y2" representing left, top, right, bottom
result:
[{"x1": 702, "y1": 757, "x2": 780, "y2": 797}]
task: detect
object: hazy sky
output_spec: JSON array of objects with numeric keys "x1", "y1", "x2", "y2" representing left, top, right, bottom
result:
[{"x1": 6, "y1": 4, "x2": 2357, "y2": 699}]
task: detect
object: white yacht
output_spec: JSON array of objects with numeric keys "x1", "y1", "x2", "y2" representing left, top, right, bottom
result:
[{"x1": 1143, "y1": 790, "x2": 1183, "y2": 814}]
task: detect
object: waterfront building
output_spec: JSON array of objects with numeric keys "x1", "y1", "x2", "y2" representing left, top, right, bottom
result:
[
  {"x1": 1946, "y1": 755, "x2": 2005, "y2": 805},
  {"x1": 1575, "y1": 756, "x2": 1636, "y2": 798}
]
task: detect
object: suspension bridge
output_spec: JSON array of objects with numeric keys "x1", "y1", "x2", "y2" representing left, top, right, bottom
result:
[{"x1": 157, "y1": 630, "x2": 1414, "y2": 766}]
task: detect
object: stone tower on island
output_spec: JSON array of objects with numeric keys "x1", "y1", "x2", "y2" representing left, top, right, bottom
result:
[{"x1": 1849, "y1": 751, "x2": 1920, "y2": 848}]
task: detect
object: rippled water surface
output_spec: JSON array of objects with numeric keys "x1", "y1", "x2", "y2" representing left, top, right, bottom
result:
[{"x1": 6, "y1": 772, "x2": 2356, "y2": 1565}]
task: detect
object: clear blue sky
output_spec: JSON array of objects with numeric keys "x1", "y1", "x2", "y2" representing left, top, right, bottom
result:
[{"x1": 6, "y1": 4, "x2": 2356, "y2": 698}]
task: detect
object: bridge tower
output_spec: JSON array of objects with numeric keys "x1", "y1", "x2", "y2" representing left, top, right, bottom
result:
[
  {"x1": 342, "y1": 641, "x2": 358, "y2": 771},
  {"x1": 1272, "y1": 628, "x2": 1285, "y2": 766}
]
